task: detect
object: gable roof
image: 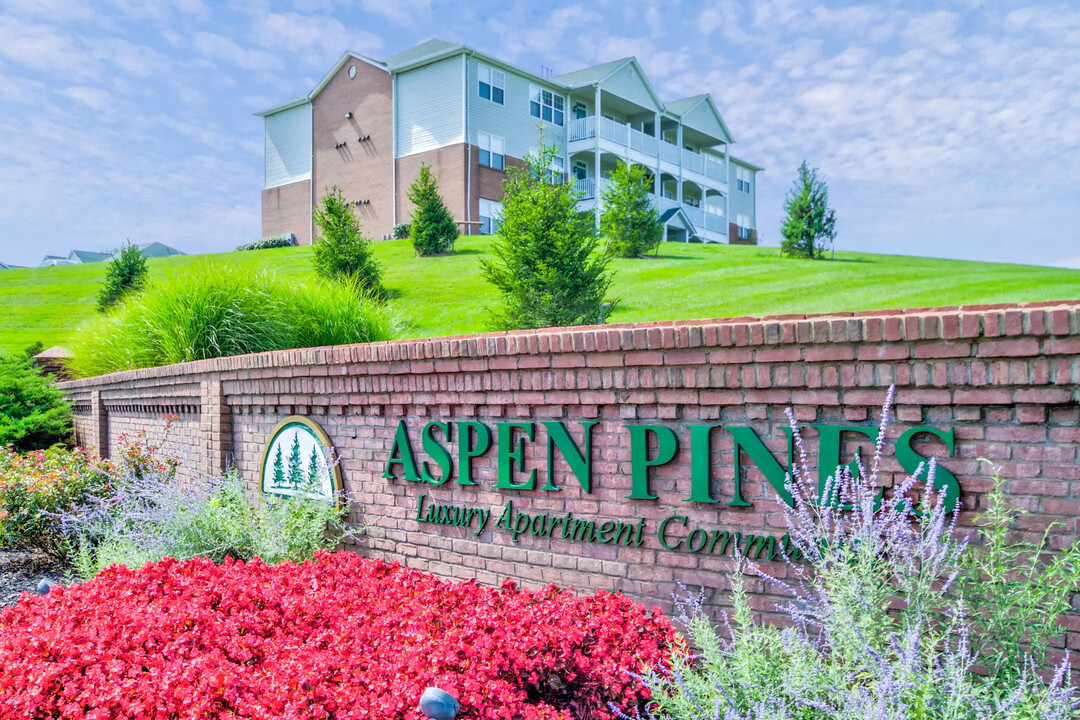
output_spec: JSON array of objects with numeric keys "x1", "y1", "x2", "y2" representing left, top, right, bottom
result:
[
  {"x1": 551, "y1": 58, "x2": 629, "y2": 88},
  {"x1": 664, "y1": 94, "x2": 734, "y2": 144},
  {"x1": 730, "y1": 155, "x2": 763, "y2": 172},
  {"x1": 255, "y1": 50, "x2": 388, "y2": 117},
  {"x1": 384, "y1": 38, "x2": 463, "y2": 71},
  {"x1": 659, "y1": 206, "x2": 697, "y2": 234},
  {"x1": 136, "y1": 242, "x2": 184, "y2": 259},
  {"x1": 68, "y1": 249, "x2": 112, "y2": 263}
]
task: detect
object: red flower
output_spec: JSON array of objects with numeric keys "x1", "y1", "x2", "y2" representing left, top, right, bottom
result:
[{"x1": 0, "y1": 552, "x2": 675, "y2": 719}]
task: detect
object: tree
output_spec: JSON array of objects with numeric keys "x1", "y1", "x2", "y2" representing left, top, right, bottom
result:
[
  {"x1": 0, "y1": 353, "x2": 72, "y2": 451},
  {"x1": 97, "y1": 242, "x2": 148, "y2": 312},
  {"x1": 407, "y1": 164, "x2": 459, "y2": 256},
  {"x1": 272, "y1": 445, "x2": 285, "y2": 488},
  {"x1": 311, "y1": 186, "x2": 384, "y2": 296},
  {"x1": 480, "y1": 143, "x2": 615, "y2": 330},
  {"x1": 601, "y1": 161, "x2": 663, "y2": 258},
  {"x1": 307, "y1": 444, "x2": 321, "y2": 485},
  {"x1": 780, "y1": 161, "x2": 837, "y2": 259},
  {"x1": 287, "y1": 433, "x2": 303, "y2": 488}
]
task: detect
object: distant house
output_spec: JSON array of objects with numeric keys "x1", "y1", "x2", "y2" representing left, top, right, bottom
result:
[
  {"x1": 38, "y1": 242, "x2": 184, "y2": 267},
  {"x1": 0, "y1": 260, "x2": 22, "y2": 270}
]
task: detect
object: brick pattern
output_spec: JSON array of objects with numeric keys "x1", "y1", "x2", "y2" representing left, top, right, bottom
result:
[
  {"x1": 261, "y1": 180, "x2": 312, "y2": 246},
  {"x1": 61, "y1": 301, "x2": 1080, "y2": 662}
]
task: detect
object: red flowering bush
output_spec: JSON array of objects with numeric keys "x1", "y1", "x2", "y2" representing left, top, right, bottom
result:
[{"x1": 0, "y1": 551, "x2": 676, "y2": 719}]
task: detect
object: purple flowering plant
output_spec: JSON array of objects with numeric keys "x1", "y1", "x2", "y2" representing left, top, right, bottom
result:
[{"x1": 622, "y1": 387, "x2": 1079, "y2": 720}]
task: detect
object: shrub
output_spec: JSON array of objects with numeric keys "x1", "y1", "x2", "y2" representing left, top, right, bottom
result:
[
  {"x1": 0, "y1": 552, "x2": 674, "y2": 718},
  {"x1": 780, "y1": 160, "x2": 837, "y2": 259},
  {"x1": 481, "y1": 143, "x2": 615, "y2": 330},
  {"x1": 235, "y1": 234, "x2": 297, "y2": 251},
  {"x1": 393, "y1": 223, "x2": 411, "y2": 239},
  {"x1": 0, "y1": 353, "x2": 72, "y2": 451},
  {"x1": 66, "y1": 263, "x2": 399, "y2": 377},
  {"x1": 632, "y1": 389, "x2": 1078, "y2": 720},
  {"x1": 601, "y1": 161, "x2": 663, "y2": 258},
  {"x1": 97, "y1": 242, "x2": 148, "y2": 312},
  {"x1": 407, "y1": 164, "x2": 458, "y2": 256},
  {"x1": 311, "y1": 186, "x2": 383, "y2": 295},
  {"x1": 61, "y1": 460, "x2": 355, "y2": 580},
  {"x1": 0, "y1": 445, "x2": 110, "y2": 562}
]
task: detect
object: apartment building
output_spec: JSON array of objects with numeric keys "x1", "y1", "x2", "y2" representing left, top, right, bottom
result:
[{"x1": 257, "y1": 38, "x2": 761, "y2": 246}]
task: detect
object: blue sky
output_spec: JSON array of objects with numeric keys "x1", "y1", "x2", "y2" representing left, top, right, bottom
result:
[{"x1": 0, "y1": 0, "x2": 1078, "y2": 269}]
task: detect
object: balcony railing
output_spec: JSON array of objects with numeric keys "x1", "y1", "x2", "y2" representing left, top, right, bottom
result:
[
  {"x1": 571, "y1": 116, "x2": 728, "y2": 189},
  {"x1": 704, "y1": 211, "x2": 727, "y2": 232},
  {"x1": 705, "y1": 156, "x2": 727, "y2": 182},
  {"x1": 660, "y1": 141, "x2": 680, "y2": 165}
]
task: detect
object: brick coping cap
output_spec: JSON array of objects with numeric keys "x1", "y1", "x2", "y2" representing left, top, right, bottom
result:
[{"x1": 58, "y1": 300, "x2": 1080, "y2": 389}]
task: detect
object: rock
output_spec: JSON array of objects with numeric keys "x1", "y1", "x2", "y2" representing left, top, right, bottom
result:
[
  {"x1": 36, "y1": 578, "x2": 57, "y2": 596},
  {"x1": 419, "y1": 687, "x2": 459, "y2": 720}
]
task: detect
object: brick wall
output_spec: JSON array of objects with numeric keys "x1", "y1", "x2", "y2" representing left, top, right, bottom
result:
[
  {"x1": 261, "y1": 180, "x2": 311, "y2": 245},
  {"x1": 313, "y1": 59, "x2": 395, "y2": 240},
  {"x1": 60, "y1": 302, "x2": 1080, "y2": 662}
]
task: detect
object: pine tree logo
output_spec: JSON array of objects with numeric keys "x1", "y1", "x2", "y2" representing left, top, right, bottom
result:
[
  {"x1": 272, "y1": 445, "x2": 286, "y2": 489},
  {"x1": 287, "y1": 432, "x2": 304, "y2": 488}
]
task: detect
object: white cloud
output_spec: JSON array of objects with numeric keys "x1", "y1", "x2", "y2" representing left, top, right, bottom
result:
[
  {"x1": 59, "y1": 85, "x2": 111, "y2": 110},
  {"x1": 359, "y1": 0, "x2": 430, "y2": 27},
  {"x1": 192, "y1": 32, "x2": 283, "y2": 72}
]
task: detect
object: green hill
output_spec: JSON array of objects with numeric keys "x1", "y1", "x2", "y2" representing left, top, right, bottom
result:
[{"x1": 2, "y1": 237, "x2": 1078, "y2": 355}]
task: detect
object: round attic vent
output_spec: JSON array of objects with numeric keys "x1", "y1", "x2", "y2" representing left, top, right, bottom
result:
[{"x1": 349, "y1": 65, "x2": 357, "y2": 78}]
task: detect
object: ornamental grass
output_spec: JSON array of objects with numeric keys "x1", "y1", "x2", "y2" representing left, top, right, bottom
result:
[{"x1": 67, "y1": 262, "x2": 400, "y2": 377}]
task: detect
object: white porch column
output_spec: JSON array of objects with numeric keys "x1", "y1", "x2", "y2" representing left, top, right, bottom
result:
[
  {"x1": 594, "y1": 84, "x2": 602, "y2": 229},
  {"x1": 724, "y1": 142, "x2": 731, "y2": 242},
  {"x1": 654, "y1": 112, "x2": 661, "y2": 198},
  {"x1": 676, "y1": 121, "x2": 684, "y2": 203}
]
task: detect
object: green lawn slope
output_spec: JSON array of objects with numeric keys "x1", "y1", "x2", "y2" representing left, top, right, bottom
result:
[{"x1": 2, "y1": 237, "x2": 1078, "y2": 355}]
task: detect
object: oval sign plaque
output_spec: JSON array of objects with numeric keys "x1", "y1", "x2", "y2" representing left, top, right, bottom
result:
[{"x1": 259, "y1": 416, "x2": 342, "y2": 499}]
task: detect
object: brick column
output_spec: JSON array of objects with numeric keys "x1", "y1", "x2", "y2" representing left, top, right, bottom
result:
[
  {"x1": 200, "y1": 380, "x2": 232, "y2": 473},
  {"x1": 90, "y1": 389, "x2": 109, "y2": 457}
]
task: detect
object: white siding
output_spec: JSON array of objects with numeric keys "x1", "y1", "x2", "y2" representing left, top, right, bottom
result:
[
  {"x1": 467, "y1": 57, "x2": 567, "y2": 162},
  {"x1": 728, "y1": 159, "x2": 757, "y2": 229},
  {"x1": 264, "y1": 103, "x2": 312, "y2": 190},
  {"x1": 681, "y1": 101, "x2": 727, "y2": 144},
  {"x1": 601, "y1": 63, "x2": 659, "y2": 113},
  {"x1": 395, "y1": 57, "x2": 464, "y2": 157}
]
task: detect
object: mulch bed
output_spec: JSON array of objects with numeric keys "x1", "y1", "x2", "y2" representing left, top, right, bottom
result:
[{"x1": 0, "y1": 551, "x2": 66, "y2": 608}]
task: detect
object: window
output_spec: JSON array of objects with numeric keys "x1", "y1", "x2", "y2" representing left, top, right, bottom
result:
[
  {"x1": 573, "y1": 161, "x2": 588, "y2": 180},
  {"x1": 527, "y1": 147, "x2": 566, "y2": 184},
  {"x1": 529, "y1": 85, "x2": 564, "y2": 126},
  {"x1": 479, "y1": 64, "x2": 504, "y2": 104},
  {"x1": 737, "y1": 212, "x2": 752, "y2": 239},
  {"x1": 478, "y1": 132, "x2": 505, "y2": 171},
  {"x1": 479, "y1": 198, "x2": 503, "y2": 234},
  {"x1": 737, "y1": 167, "x2": 752, "y2": 193}
]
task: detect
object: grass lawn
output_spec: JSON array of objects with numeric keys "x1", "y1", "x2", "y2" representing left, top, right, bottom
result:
[{"x1": 2, "y1": 237, "x2": 1078, "y2": 355}]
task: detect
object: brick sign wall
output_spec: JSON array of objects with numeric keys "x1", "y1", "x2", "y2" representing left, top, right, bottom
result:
[{"x1": 60, "y1": 302, "x2": 1080, "y2": 661}]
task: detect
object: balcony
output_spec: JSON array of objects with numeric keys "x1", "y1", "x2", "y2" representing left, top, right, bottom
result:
[
  {"x1": 569, "y1": 115, "x2": 659, "y2": 159},
  {"x1": 578, "y1": 183, "x2": 726, "y2": 236}
]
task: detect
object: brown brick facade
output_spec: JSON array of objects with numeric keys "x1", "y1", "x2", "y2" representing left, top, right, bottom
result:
[
  {"x1": 395, "y1": 144, "x2": 469, "y2": 232},
  {"x1": 261, "y1": 180, "x2": 312, "y2": 245},
  {"x1": 61, "y1": 302, "x2": 1080, "y2": 664},
  {"x1": 312, "y1": 60, "x2": 395, "y2": 241}
]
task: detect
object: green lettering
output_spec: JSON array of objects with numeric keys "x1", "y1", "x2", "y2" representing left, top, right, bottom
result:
[
  {"x1": 726, "y1": 426, "x2": 794, "y2": 507},
  {"x1": 421, "y1": 421, "x2": 453, "y2": 485},
  {"x1": 495, "y1": 501, "x2": 513, "y2": 530},
  {"x1": 542, "y1": 421, "x2": 597, "y2": 492},
  {"x1": 570, "y1": 518, "x2": 597, "y2": 542},
  {"x1": 657, "y1": 515, "x2": 687, "y2": 550},
  {"x1": 684, "y1": 424, "x2": 722, "y2": 503},
  {"x1": 597, "y1": 520, "x2": 617, "y2": 543},
  {"x1": 455, "y1": 421, "x2": 492, "y2": 486},
  {"x1": 812, "y1": 424, "x2": 877, "y2": 505},
  {"x1": 896, "y1": 426, "x2": 959, "y2": 514},
  {"x1": 626, "y1": 424, "x2": 679, "y2": 500},
  {"x1": 495, "y1": 422, "x2": 536, "y2": 490},
  {"x1": 512, "y1": 512, "x2": 531, "y2": 541},
  {"x1": 707, "y1": 530, "x2": 732, "y2": 554},
  {"x1": 383, "y1": 420, "x2": 420, "y2": 482}
]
